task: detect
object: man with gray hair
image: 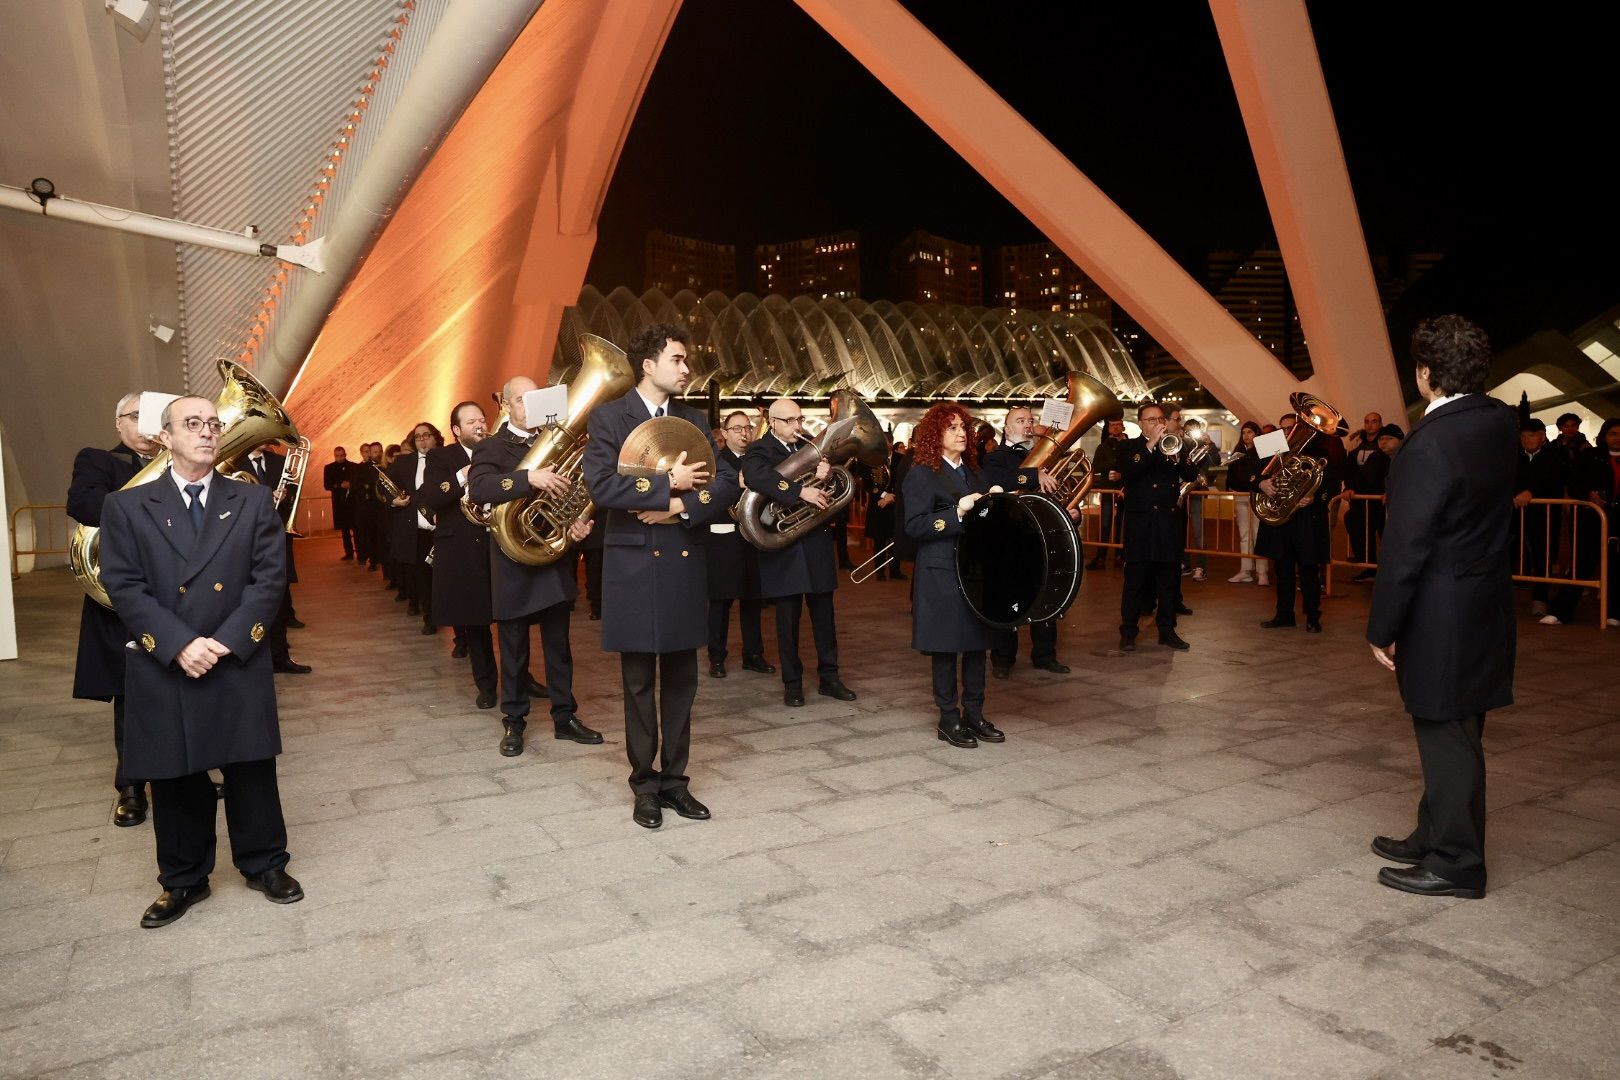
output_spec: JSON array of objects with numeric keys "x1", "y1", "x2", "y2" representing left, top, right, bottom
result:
[{"x1": 67, "y1": 392, "x2": 162, "y2": 827}]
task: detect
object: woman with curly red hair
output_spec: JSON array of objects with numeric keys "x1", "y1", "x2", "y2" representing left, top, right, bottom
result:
[{"x1": 903, "y1": 403, "x2": 1005, "y2": 748}]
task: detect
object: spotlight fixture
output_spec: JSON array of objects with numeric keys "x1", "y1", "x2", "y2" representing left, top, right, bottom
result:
[
  {"x1": 105, "y1": 0, "x2": 155, "y2": 40},
  {"x1": 148, "y1": 321, "x2": 175, "y2": 344},
  {"x1": 29, "y1": 177, "x2": 56, "y2": 211}
]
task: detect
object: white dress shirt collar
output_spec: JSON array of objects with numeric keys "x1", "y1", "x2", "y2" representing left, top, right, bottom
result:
[
  {"x1": 635, "y1": 389, "x2": 671, "y2": 419},
  {"x1": 1424, "y1": 392, "x2": 1472, "y2": 415},
  {"x1": 169, "y1": 465, "x2": 214, "y2": 504}
]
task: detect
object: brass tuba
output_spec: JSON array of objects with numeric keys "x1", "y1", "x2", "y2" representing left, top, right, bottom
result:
[
  {"x1": 69, "y1": 358, "x2": 301, "y2": 609},
  {"x1": 1250, "y1": 392, "x2": 1348, "y2": 525},
  {"x1": 737, "y1": 389, "x2": 891, "y2": 552},
  {"x1": 1018, "y1": 372, "x2": 1123, "y2": 513},
  {"x1": 489, "y1": 334, "x2": 634, "y2": 566}
]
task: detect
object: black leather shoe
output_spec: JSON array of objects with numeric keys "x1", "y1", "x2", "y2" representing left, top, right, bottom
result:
[
  {"x1": 1371, "y1": 835, "x2": 1425, "y2": 865},
  {"x1": 286, "y1": 616, "x2": 306, "y2": 630},
  {"x1": 554, "y1": 717, "x2": 604, "y2": 745},
  {"x1": 499, "y1": 722, "x2": 525, "y2": 757},
  {"x1": 273, "y1": 660, "x2": 312, "y2": 674},
  {"x1": 1377, "y1": 865, "x2": 1483, "y2": 899},
  {"x1": 245, "y1": 867, "x2": 304, "y2": 904},
  {"x1": 709, "y1": 661, "x2": 727, "y2": 678},
  {"x1": 1175, "y1": 604, "x2": 1194, "y2": 616},
  {"x1": 1158, "y1": 631, "x2": 1191, "y2": 651},
  {"x1": 1119, "y1": 635, "x2": 1136, "y2": 653},
  {"x1": 341, "y1": 553, "x2": 354, "y2": 561},
  {"x1": 818, "y1": 681, "x2": 857, "y2": 701},
  {"x1": 140, "y1": 884, "x2": 210, "y2": 928},
  {"x1": 113, "y1": 785, "x2": 147, "y2": 827},
  {"x1": 451, "y1": 641, "x2": 469, "y2": 659},
  {"x1": 407, "y1": 601, "x2": 420, "y2": 616},
  {"x1": 1305, "y1": 618, "x2": 1323, "y2": 633},
  {"x1": 963, "y1": 715, "x2": 1005, "y2": 743},
  {"x1": 785, "y1": 686, "x2": 805, "y2": 707},
  {"x1": 889, "y1": 571, "x2": 907, "y2": 581},
  {"x1": 475, "y1": 689, "x2": 496, "y2": 710},
  {"x1": 1260, "y1": 616, "x2": 1297, "y2": 629},
  {"x1": 741, "y1": 655, "x2": 776, "y2": 674},
  {"x1": 420, "y1": 623, "x2": 436, "y2": 636},
  {"x1": 937, "y1": 720, "x2": 978, "y2": 748},
  {"x1": 659, "y1": 789, "x2": 711, "y2": 820},
  {"x1": 633, "y1": 793, "x2": 663, "y2": 829},
  {"x1": 1085, "y1": 557, "x2": 1104, "y2": 570},
  {"x1": 991, "y1": 664, "x2": 1011, "y2": 680},
  {"x1": 589, "y1": 611, "x2": 600, "y2": 620},
  {"x1": 1033, "y1": 659, "x2": 1071, "y2": 674},
  {"x1": 524, "y1": 677, "x2": 547, "y2": 698}
]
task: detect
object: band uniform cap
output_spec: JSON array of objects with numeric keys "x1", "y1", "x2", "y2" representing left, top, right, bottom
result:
[
  {"x1": 140, "y1": 633, "x2": 156, "y2": 653},
  {"x1": 933, "y1": 518, "x2": 945, "y2": 533},
  {"x1": 698, "y1": 490, "x2": 712, "y2": 504},
  {"x1": 250, "y1": 622, "x2": 265, "y2": 643},
  {"x1": 635, "y1": 477, "x2": 652, "y2": 493},
  {"x1": 500, "y1": 478, "x2": 514, "y2": 492}
]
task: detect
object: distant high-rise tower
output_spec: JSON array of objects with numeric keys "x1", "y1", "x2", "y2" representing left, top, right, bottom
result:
[
  {"x1": 755, "y1": 231, "x2": 860, "y2": 299},
  {"x1": 644, "y1": 230, "x2": 737, "y2": 295},
  {"x1": 891, "y1": 229, "x2": 982, "y2": 306},
  {"x1": 1205, "y1": 248, "x2": 1309, "y2": 378},
  {"x1": 995, "y1": 241, "x2": 1113, "y2": 321}
]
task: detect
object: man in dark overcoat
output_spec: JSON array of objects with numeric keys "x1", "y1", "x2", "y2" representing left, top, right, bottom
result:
[
  {"x1": 388, "y1": 424, "x2": 441, "y2": 632},
  {"x1": 98, "y1": 395, "x2": 302, "y2": 928},
  {"x1": 582, "y1": 323, "x2": 738, "y2": 829},
  {"x1": 707, "y1": 410, "x2": 772, "y2": 679},
  {"x1": 350, "y1": 442, "x2": 383, "y2": 570},
  {"x1": 1116, "y1": 403, "x2": 1199, "y2": 651},
  {"x1": 469, "y1": 378, "x2": 599, "y2": 756},
  {"x1": 67, "y1": 391, "x2": 159, "y2": 826},
  {"x1": 1368, "y1": 315, "x2": 1517, "y2": 898},
  {"x1": 1255, "y1": 441, "x2": 1341, "y2": 633},
  {"x1": 323, "y1": 446, "x2": 357, "y2": 560},
  {"x1": 981, "y1": 405, "x2": 1071, "y2": 677},
  {"x1": 742, "y1": 398, "x2": 857, "y2": 708}
]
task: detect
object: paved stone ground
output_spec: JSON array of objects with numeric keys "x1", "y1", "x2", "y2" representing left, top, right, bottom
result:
[{"x1": 1, "y1": 539, "x2": 1616, "y2": 1079}]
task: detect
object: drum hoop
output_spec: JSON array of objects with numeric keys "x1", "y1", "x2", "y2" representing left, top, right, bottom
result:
[{"x1": 955, "y1": 491, "x2": 1080, "y2": 629}]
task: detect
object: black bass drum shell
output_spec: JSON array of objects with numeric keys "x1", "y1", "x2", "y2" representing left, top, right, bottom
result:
[{"x1": 955, "y1": 491, "x2": 1081, "y2": 630}]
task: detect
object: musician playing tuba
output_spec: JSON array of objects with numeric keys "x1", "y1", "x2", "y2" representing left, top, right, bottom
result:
[{"x1": 1255, "y1": 406, "x2": 1346, "y2": 635}]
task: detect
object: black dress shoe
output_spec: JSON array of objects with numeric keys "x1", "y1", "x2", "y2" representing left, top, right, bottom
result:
[
  {"x1": 991, "y1": 664, "x2": 1011, "y2": 680},
  {"x1": 889, "y1": 571, "x2": 907, "y2": 581},
  {"x1": 659, "y1": 789, "x2": 711, "y2": 820},
  {"x1": 554, "y1": 717, "x2": 604, "y2": 744},
  {"x1": 140, "y1": 884, "x2": 211, "y2": 928},
  {"x1": 963, "y1": 715, "x2": 1006, "y2": 743},
  {"x1": 1377, "y1": 865, "x2": 1484, "y2": 899},
  {"x1": 1305, "y1": 618, "x2": 1323, "y2": 633},
  {"x1": 1158, "y1": 630, "x2": 1191, "y2": 651},
  {"x1": 499, "y1": 722, "x2": 525, "y2": 757},
  {"x1": 113, "y1": 785, "x2": 147, "y2": 827},
  {"x1": 286, "y1": 616, "x2": 306, "y2": 630},
  {"x1": 524, "y1": 678, "x2": 548, "y2": 698},
  {"x1": 784, "y1": 686, "x2": 805, "y2": 707},
  {"x1": 420, "y1": 623, "x2": 436, "y2": 635},
  {"x1": 818, "y1": 681, "x2": 857, "y2": 701},
  {"x1": 741, "y1": 655, "x2": 776, "y2": 674},
  {"x1": 451, "y1": 641, "x2": 469, "y2": 659},
  {"x1": 937, "y1": 720, "x2": 978, "y2": 748},
  {"x1": 1119, "y1": 635, "x2": 1136, "y2": 653},
  {"x1": 1175, "y1": 604, "x2": 1194, "y2": 616},
  {"x1": 709, "y1": 661, "x2": 727, "y2": 678},
  {"x1": 633, "y1": 793, "x2": 663, "y2": 829},
  {"x1": 1033, "y1": 658, "x2": 1071, "y2": 674},
  {"x1": 1260, "y1": 615, "x2": 1296, "y2": 629},
  {"x1": 245, "y1": 867, "x2": 304, "y2": 904},
  {"x1": 341, "y1": 553, "x2": 354, "y2": 561},
  {"x1": 1371, "y1": 835, "x2": 1425, "y2": 865},
  {"x1": 273, "y1": 660, "x2": 313, "y2": 674},
  {"x1": 407, "y1": 601, "x2": 420, "y2": 616},
  {"x1": 1086, "y1": 557, "x2": 1104, "y2": 571},
  {"x1": 475, "y1": 689, "x2": 496, "y2": 710},
  {"x1": 589, "y1": 611, "x2": 600, "y2": 621}
]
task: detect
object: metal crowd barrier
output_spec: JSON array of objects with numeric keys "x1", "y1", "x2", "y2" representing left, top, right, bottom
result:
[
  {"x1": 1077, "y1": 488, "x2": 1610, "y2": 629},
  {"x1": 8, "y1": 504, "x2": 71, "y2": 578}
]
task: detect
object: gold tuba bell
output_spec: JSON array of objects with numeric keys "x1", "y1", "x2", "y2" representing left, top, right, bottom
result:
[
  {"x1": 1250, "y1": 392, "x2": 1348, "y2": 525},
  {"x1": 1018, "y1": 372, "x2": 1123, "y2": 513},
  {"x1": 69, "y1": 358, "x2": 301, "y2": 609},
  {"x1": 737, "y1": 389, "x2": 891, "y2": 552},
  {"x1": 488, "y1": 334, "x2": 635, "y2": 566}
]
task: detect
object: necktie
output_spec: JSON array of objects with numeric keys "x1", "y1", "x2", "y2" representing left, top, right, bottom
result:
[
  {"x1": 655, "y1": 405, "x2": 665, "y2": 418},
  {"x1": 185, "y1": 484, "x2": 205, "y2": 531}
]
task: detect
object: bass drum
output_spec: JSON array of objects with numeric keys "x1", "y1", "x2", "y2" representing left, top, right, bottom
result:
[{"x1": 955, "y1": 492, "x2": 1082, "y2": 630}]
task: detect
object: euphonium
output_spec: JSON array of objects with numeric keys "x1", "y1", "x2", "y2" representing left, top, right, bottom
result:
[
  {"x1": 737, "y1": 389, "x2": 890, "y2": 552},
  {"x1": 489, "y1": 334, "x2": 634, "y2": 566},
  {"x1": 1250, "y1": 392, "x2": 1349, "y2": 525},
  {"x1": 69, "y1": 358, "x2": 301, "y2": 609},
  {"x1": 1018, "y1": 372, "x2": 1124, "y2": 513}
]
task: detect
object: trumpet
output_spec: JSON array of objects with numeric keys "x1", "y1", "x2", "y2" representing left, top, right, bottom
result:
[
  {"x1": 373, "y1": 462, "x2": 404, "y2": 504},
  {"x1": 460, "y1": 391, "x2": 506, "y2": 527},
  {"x1": 1174, "y1": 418, "x2": 1213, "y2": 507}
]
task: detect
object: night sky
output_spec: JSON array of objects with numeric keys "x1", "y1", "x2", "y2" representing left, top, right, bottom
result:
[{"x1": 588, "y1": 1, "x2": 1619, "y2": 346}]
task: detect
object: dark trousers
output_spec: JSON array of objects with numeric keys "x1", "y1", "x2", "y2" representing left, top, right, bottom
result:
[
  {"x1": 621, "y1": 650, "x2": 698, "y2": 795},
  {"x1": 497, "y1": 602, "x2": 575, "y2": 727},
  {"x1": 149, "y1": 758, "x2": 289, "y2": 889},
  {"x1": 1549, "y1": 532, "x2": 1617, "y2": 623},
  {"x1": 774, "y1": 591, "x2": 838, "y2": 689},
  {"x1": 353, "y1": 512, "x2": 373, "y2": 565},
  {"x1": 1516, "y1": 508, "x2": 1560, "y2": 602},
  {"x1": 336, "y1": 524, "x2": 354, "y2": 557},
  {"x1": 270, "y1": 586, "x2": 295, "y2": 664},
  {"x1": 112, "y1": 695, "x2": 132, "y2": 790},
  {"x1": 709, "y1": 598, "x2": 765, "y2": 663},
  {"x1": 1271, "y1": 554, "x2": 1321, "y2": 620},
  {"x1": 930, "y1": 651, "x2": 986, "y2": 721},
  {"x1": 459, "y1": 624, "x2": 497, "y2": 694},
  {"x1": 583, "y1": 547, "x2": 604, "y2": 617},
  {"x1": 1344, "y1": 499, "x2": 1384, "y2": 564},
  {"x1": 1121, "y1": 560, "x2": 1178, "y2": 637},
  {"x1": 991, "y1": 620, "x2": 1057, "y2": 669},
  {"x1": 413, "y1": 532, "x2": 435, "y2": 626},
  {"x1": 1404, "y1": 712, "x2": 1487, "y2": 889}
]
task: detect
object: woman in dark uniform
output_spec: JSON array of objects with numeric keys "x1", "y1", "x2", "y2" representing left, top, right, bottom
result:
[{"x1": 903, "y1": 404, "x2": 1003, "y2": 748}]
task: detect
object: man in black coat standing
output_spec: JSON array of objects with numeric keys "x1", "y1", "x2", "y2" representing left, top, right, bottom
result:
[
  {"x1": 1369, "y1": 315, "x2": 1517, "y2": 899},
  {"x1": 1513, "y1": 417, "x2": 1569, "y2": 615},
  {"x1": 743, "y1": 399, "x2": 859, "y2": 708},
  {"x1": 469, "y1": 378, "x2": 600, "y2": 757},
  {"x1": 582, "y1": 323, "x2": 739, "y2": 829},
  {"x1": 707, "y1": 410, "x2": 772, "y2": 679},
  {"x1": 323, "y1": 446, "x2": 356, "y2": 560},
  {"x1": 67, "y1": 391, "x2": 160, "y2": 826},
  {"x1": 388, "y1": 424, "x2": 443, "y2": 633},
  {"x1": 1340, "y1": 414, "x2": 1390, "y2": 582},
  {"x1": 981, "y1": 405, "x2": 1072, "y2": 677},
  {"x1": 1255, "y1": 440, "x2": 1341, "y2": 633},
  {"x1": 1116, "y1": 403, "x2": 1199, "y2": 652},
  {"x1": 99, "y1": 395, "x2": 302, "y2": 927}
]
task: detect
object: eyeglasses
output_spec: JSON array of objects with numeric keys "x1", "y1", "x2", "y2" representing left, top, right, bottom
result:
[
  {"x1": 770, "y1": 415, "x2": 803, "y2": 425},
  {"x1": 177, "y1": 417, "x2": 224, "y2": 435},
  {"x1": 116, "y1": 411, "x2": 140, "y2": 422},
  {"x1": 723, "y1": 425, "x2": 752, "y2": 433}
]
